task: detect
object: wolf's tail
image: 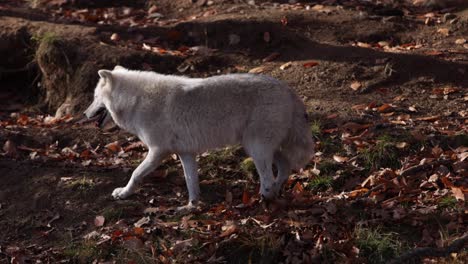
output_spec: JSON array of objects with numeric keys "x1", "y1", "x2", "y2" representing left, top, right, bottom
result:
[{"x1": 280, "y1": 94, "x2": 314, "y2": 170}]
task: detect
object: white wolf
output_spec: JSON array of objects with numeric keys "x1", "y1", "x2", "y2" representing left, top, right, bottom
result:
[{"x1": 84, "y1": 66, "x2": 314, "y2": 208}]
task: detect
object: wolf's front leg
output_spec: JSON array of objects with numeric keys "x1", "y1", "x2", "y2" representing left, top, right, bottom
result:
[
  {"x1": 112, "y1": 148, "x2": 165, "y2": 199},
  {"x1": 178, "y1": 153, "x2": 200, "y2": 209}
]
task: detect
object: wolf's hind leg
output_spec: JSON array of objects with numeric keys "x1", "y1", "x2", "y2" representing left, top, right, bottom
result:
[
  {"x1": 112, "y1": 148, "x2": 165, "y2": 199},
  {"x1": 273, "y1": 151, "x2": 291, "y2": 195},
  {"x1": 178, "y1": 153, "x2": 200, "y2": 206}
]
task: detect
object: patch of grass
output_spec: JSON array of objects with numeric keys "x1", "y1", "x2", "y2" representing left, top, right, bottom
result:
[
  {"x1": 240, "y1": 157, "x2": 257, "y2": 178},
  {"x1": 67, "y1": 177, "x2": 95, "y2": 193},
  {"x1": 354, "y1": 227, "x2": 403, "y2": 264},
  {"x1": 360, "y1": 135, "x2": 400, "y2": 171},
  {"x1": 317, "y1": 160, "x2": 340, "y2": 176},
  {"x1": 63, "y1": 242, "x2": 104, "y2": 262},
  {"x1": 319, "y1": 137, "x2": 342, "y2": 155},
  {"x1": 32, "y1": 32, "x2": 59, "y2": 45},
  {"x1": 307, "y1": 176, "x2": 333, "y2": 192},
  {"x1": 438, "y1": 196, "x2": 458, "y2": 210},
  {"x1": 101, "y1": 206, "x2": 124, "y2": 223},
  {"x1": 310, "y1": 120, "x2": 322, "y2": 138}
]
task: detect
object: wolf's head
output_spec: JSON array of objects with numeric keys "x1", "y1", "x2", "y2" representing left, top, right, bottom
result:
[{"x1": 84, "y1": 69, "x2": 114, "y2": 128}]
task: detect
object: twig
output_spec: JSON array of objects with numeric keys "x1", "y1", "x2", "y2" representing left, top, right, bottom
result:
[
  {"x1": 390, "y1": 233, "x2": 468, "y2": 264},
  {"x1": 399, "y1": 159, "x2": 451, "y2": 177}
]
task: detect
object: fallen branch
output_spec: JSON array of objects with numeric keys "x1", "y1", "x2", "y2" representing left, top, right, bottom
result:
[
  {"x1": 399, "y1": 159, "x2": 451, "y2": 177},
  {"x1": 390, "y1": 233, "x2": 468, "y2": 264}
]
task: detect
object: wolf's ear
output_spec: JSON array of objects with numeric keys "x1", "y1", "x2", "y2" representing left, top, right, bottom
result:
[
  {"x1": 114, "y1": 65, "x2": 125, "y2": 71},
  {"x1": 98, "y1": 70, "x2": 112, "y2": 80}
]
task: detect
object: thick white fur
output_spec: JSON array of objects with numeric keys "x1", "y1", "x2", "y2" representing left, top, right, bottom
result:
[{"x1": 84, "y1": 67, "x2": 314, "y2": 206}]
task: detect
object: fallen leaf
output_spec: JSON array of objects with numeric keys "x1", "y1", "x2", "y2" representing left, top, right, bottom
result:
[
  {"x1": 333, "y1": 155, "x2": 349, "y2": 163},
  {"x1": 94, "y1": 215, "x2": 105, "y2": 227},
  {"x1": 303, "y1": 61, "x2": 319, "y2": 68},
  {"x1": 377, "y1": 103, "x2": 393, "y2": 113},
  {"x1": 437, "y1": 28, "x2": 449, "y2": 36},
  {"x1": 110, "y1": 33, "x2": 120, "y2": 41},
  {"x1": 350, "y1": 81, "x2": 362, "y2": 91},
  {"x1": 134, "y1": 216, "x2": 151, "y2": 227},
  {"x1": 280, "y1": 62, "x2": 293, "y2": 70},
  {"x1": 242, "y1": 189, "x2": 250, "y2": 205},
  {"x1": 220, "y1": 223, "x2": 238, "y2": 237},
  {"x1": 292, "y1": 182, "x2": 304, "y2": 194},
  {"x1": 451, "y1": 187, "x2": 465, "y2": 201},
  {"x1": 133, "y1": 227, "x2": 145, "y2": 236},
  {"x1": 105, "y1": 141, "x2": 121, "y2": 153},
  {"x1": 396, "y1": 142, "x2": 408, "y2": 149},
  {"x1": 357, "y1": 42, "x2": 372, "y2": 48},
  {"x1": 415, "y1": 115, "x2": 440, "y2": 122},
  {"x1": 455, "y1": 38, "x2": 466, "y2": 45}
]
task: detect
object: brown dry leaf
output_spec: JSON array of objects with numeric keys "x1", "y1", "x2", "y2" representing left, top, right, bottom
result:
[
  {"x1": 441, "y1": 176, "x2": 454, "y2": 188},
  {"x1": 455, "y1": 38, "x2": 466, "y2": 45},
  {"x1": 242, "y1": 189, "x2": 250, "y2": 205},
  {"x1": 17, "y1": 114, "x2": 29, "y2": 126},
  {"x1": 347, "y1": 188, "x2": 369, "y2": 198},
  {"x1": 451, "y1": 187, "x2": 465, "y2": 201},
  {"x1": 94, "y1": 215, "x2": 105, "y2": 227},
  {"x1": 432, "y1": 87, "x2": 460, "y2": 95},
  {"x1": 357, "y1": 42, "x2": 372, "y2": 48},
  {"x1": 124, "y1": 141, "x2": 145, "y2": 152},
  {"x1": 249, "y1": 66, "x2": 266, "y2": 74},
  {"x1": 437, "y1": 28, "x2": 450, "y2": 36},
  {"x1": 105, "y1": 141, "x2": 121, "y2": 153},
  {"x1": 148, "y1": 5, "x2": 158, "y2": 14},
  {"x1": 333, "y1": 155, "x2": 349, "y2": 163},
  {"x1": 303, "y1": 61, "x2": 319, "y2": 68},
  {"x1": 431, "y1": 146, "x2": 443, "y2": 157},
  {"x1": 377, "y1": 103, "x2": 393, "y2": 113},
  {"x1": 350, "y1": 81, "x2": 362, "y2": 91},
  {"x1": 396, "y1": 142, "x2": 409, "y2": 149},
  {"x1": 220, "y1": 223, "x2": 238, "y2": 238},
  {"x1": 415, "y1": 115, "x2": 440, "y2": 122},
  {"x1": 292, "y1": 182, "x2": 304, "y2": 195}
]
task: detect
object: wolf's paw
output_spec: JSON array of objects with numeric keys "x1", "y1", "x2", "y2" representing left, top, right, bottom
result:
[
  {"x1": 112, "y1": 187, "x2": 131, "y2": 200},
  {"x1": 176, "y1": 201, "x2": 202, "y2": 215}
]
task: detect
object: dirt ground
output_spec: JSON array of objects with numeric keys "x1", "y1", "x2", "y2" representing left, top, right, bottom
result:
[{"x1": 0, "y1": 0, "x2": 467, "y2": 263}]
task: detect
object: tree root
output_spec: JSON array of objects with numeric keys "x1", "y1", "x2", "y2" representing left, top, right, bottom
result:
[{"x1": 390, "y1": 233, "x2": 468, "y2": 264}]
